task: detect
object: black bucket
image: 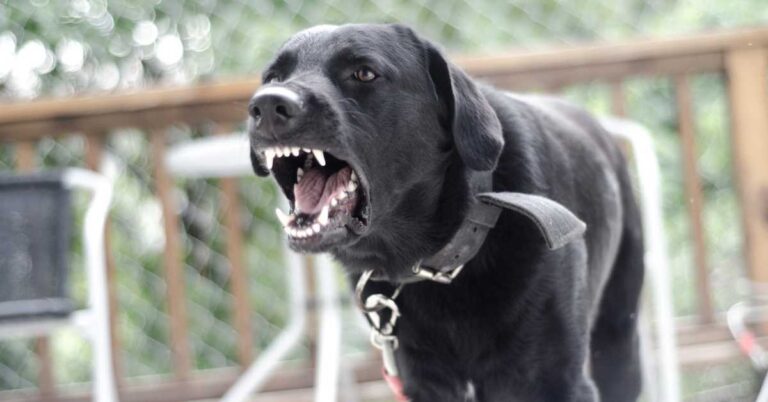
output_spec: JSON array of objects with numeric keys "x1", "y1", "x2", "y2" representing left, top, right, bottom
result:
[{"x1": 0, "y1": 171, "x2": 74, "y2": 320}]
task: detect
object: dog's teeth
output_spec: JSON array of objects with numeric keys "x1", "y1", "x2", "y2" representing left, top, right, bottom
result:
[
  {"x1": 312, "y1": 149, "x2": 326, "y2": 166},
  {"x1": 275, "y1": 208, "x2": 291, "y2": 227},
  {"x1": 318, "y1": 205, "x2": 329, "y2": 225},
  {"x1": 291, "y1": 147, "x2": 300, "y2": 156},
  {"x1": 276, "y1": 147, "x2": 284, "y2": 157},
  {"x1": 312, "y1": 223, "x2": 320, "y2": 232},
  {"x1": 303, "y1": 148, "x2": 310, "y2": 152},
  {"x1": 264, "y1": 149, "x2": 275, "y2": 169},
  {"x1": 338, "y1": 191, "x2": 347, "y2": 200},
  {"x1": 283, "y1": 147, "x2": 291, "y2": 156},
  {"x1": 331, "y1": 198, "x2": 338, "y2": 207},
  {"x1": 351, "y1": 171, "x2": 357, "y2": 182},
  {"x1": 297, "y1": 168, "x2": 304, "y2": 181},
  {"x1": 347, "y1": 180, "x2": 357, "y2": 192}
]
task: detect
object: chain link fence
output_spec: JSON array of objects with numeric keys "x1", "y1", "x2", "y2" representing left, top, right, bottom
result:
[{"x1": 2, "y1": 0, "x2": 768, "y2": 399}]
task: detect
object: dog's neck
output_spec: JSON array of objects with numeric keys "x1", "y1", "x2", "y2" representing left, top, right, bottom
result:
[{"x1": 374, "y1": 165, "x2": 496, "y2": 283}]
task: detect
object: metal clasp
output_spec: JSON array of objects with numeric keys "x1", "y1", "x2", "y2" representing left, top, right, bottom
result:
[
  {"x1": 371, "y1": 331, "x2": 400, "y2": 376},
  {"x1": 411, "y1": 263, "x2": 465, "y2": 284},
  {"x1": 356, "y1": 269, "x2": 404, "y2": 372}
]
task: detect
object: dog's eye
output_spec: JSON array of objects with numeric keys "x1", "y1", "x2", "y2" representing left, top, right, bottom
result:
[{"x1": 352, "y1": 67, "x2": 378, "y2": 83}]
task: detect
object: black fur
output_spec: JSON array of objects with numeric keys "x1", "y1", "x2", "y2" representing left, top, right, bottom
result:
[{"x1": 249, "y1": 23, "x2": 644, "y2": 402}]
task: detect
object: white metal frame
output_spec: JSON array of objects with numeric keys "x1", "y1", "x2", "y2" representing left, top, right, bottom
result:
[
  {"x1": 600, "y1": 117, "x2": 681, "y2": 402},
  {"x1": 164, "y1": 134, "x2": 342, "y2": 402},
  {"x1": 0, "y1": 168, "x2": 118, "y2": 402}
]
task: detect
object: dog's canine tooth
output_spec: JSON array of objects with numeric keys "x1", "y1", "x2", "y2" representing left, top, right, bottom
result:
[
  {"x1": 318, "y1": 205, "x2": 330, "y2": 225},
  {"x1": 351, "y1": 171, "x2": 357, "y2": 182},
  {"x1": 312, "y1": 223, "x2": 320, "y2": 232},
  {"x1": 264, "y1": 149, "x2": 275, "y2": 169},
  {"x1": 312, "y1": 149, "x2": 326, "y2": 166},
  {"x1": 346, "y1": 180, "x2": 357, "y2": 192},
  {"x1": 291, "y1": 147, "x2": 300, "y2": 156},
  {"x1": 275, "y1": 208, "x2": 292, "y2": 226}
]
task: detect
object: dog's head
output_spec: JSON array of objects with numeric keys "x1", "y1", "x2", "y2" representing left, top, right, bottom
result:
[{"x1": 249, "y1": 23, "x2": 503, "y2": 276}]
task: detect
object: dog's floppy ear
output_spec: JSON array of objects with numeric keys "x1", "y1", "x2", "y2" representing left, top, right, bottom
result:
[
  {"x1": 424, "y1": 41, "x2": 504, "y2": 171},
  {"x1": 250, "y1": 148, "x2": 271, "y2": 177}
]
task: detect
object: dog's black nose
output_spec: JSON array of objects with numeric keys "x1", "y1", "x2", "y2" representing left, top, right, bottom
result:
[{"x1": 249, "y1": 86, "x2": 303, "y2": 136}]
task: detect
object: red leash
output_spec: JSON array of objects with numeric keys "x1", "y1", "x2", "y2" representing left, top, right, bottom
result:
[{"x1": 383, "y1": 368, "x2": 410, "y2": 402}]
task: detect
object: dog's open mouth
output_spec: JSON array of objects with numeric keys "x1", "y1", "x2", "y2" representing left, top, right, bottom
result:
[{"x1": 261, "y1": 146, "x2": 370, "y2": 246}]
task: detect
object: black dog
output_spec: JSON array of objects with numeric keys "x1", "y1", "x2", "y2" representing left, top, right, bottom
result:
[{"x1": 248, "y1": 23, "x2": 644, "y2": 402}]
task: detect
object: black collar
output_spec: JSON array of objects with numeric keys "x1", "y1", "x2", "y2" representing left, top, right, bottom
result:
[{"x1": 373, "y1": 191, "x2": 587, "y2": 285}]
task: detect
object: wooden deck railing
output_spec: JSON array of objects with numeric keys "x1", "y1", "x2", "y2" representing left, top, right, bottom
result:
[{"x1": 1, "y1": 26, "x2": 768, "y2": 401}]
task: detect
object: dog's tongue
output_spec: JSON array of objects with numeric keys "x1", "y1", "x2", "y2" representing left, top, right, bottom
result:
[{"x1": 294, "y1": 166, "x2": 351, "y2": 214}]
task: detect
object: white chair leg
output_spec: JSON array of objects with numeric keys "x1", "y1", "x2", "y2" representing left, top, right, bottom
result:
[
  {"x1": 599, "y1": 118, "x2": 681, "y2": 402},
  {"x1": 64, "y1": 169, "x2": 118, "y2": 402},
  {"x1": 221, "y1": 231, "x2": 308, "y2": 402}
]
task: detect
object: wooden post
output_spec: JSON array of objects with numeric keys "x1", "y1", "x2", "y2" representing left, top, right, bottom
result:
[
  {"x1": 150, "y1": 131, "x2": 192, "y2": 379},
  {"x1": 610, "y1": 80, "x2": 626, "y2": 117},
  {"x1": 674, "y1": 75, "x2": 714, "y2": 323},
  {"x1": 216, "y1": 126, "x2": 254, "y2": 367},
  {"x1": 84, "y1": 133, "x2": 124, "y2": 387},
  {"x1": 304, "y1": 256, "x2": 318, "y2": 367},
  {"x1": 726, "y1": 48, "x2": 768, "y2": 295},
  {"x1": 14, "y1": 141, "x2": 56, "y2": 399},
  {"x1": 15, "y1": 141, "x2": 36, "y2": 171}
]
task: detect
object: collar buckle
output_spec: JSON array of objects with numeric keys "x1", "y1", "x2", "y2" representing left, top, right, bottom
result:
[{"x1": 411, "y1": 263, "x2": 465, "y2": 284}]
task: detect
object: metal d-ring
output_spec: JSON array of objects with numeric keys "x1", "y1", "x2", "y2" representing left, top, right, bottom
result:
[
  {"x1": 355, "y1": 269, "x2": 404, "y2": 312},
  {"x1": 355, "y1": 269, "x2": 406, "y2": 378}
]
